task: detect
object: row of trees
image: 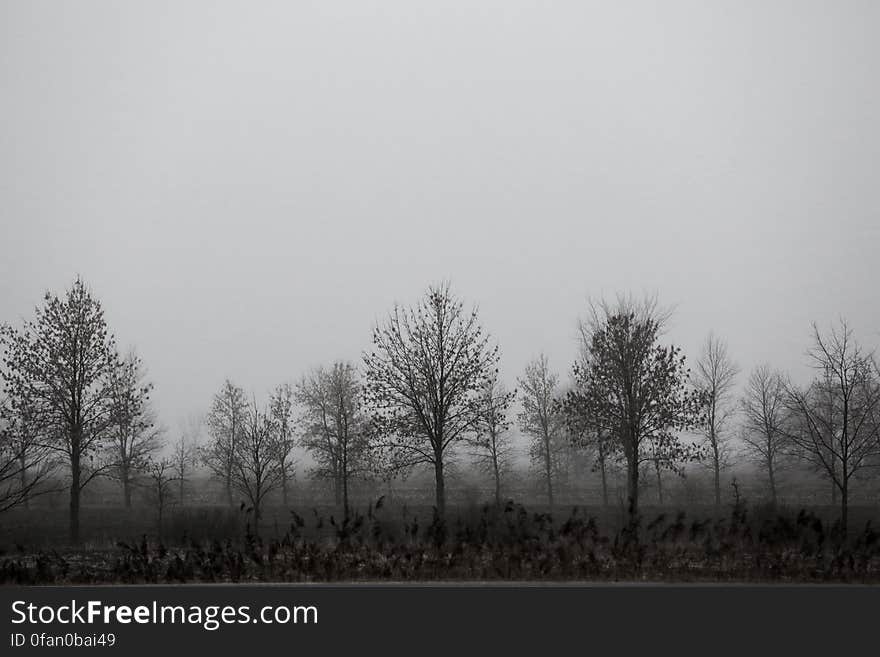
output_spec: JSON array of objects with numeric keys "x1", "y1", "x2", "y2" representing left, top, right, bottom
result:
[
  {"x1": 353, "y1": 287, "x2": 879, "y2": 534},
  {"x1": 198, "y1": 368, "x2": 371, "y2": 533},
  {"x1": 3, "y1": 279, "x2": 879, "y2": 541}
]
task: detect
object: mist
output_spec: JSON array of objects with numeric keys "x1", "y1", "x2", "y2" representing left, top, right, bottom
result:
[{"x1": 2, "y1": 0, "x2": 878, "y2": 428}]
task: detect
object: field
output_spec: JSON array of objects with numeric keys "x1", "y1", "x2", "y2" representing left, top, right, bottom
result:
[{"x1": 2, "y1": 499, "x2": 880, "y2": 584}]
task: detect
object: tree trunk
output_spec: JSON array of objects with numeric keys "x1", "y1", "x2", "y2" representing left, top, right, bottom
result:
[
  {"x1": 225, "y1": 471, "x2": 233, "y2": 507},
  {"x1": 178, "y1": 475, "x2": 185, "y2": 506},
  {"x1": 654, "y1": 459, "x2": 664, "y2": 505},
  {"x1": 840, "y1": 478, "x2": 848, "y2": 537},
  {"x1": 829, "y1": 453, "x2": 837, "y2": 506},
  {"x1": 123, "y1": 466, "x2": 132, "y2": 508},
  {"x1": 626, "y1": 455, "x2": 639, "y2": 521},
  {"x1": 342, "y1": 454, "x2": 350, "y2": 520},
  {"x1": 253, "y1": 499, "x2": 261, "y2": 538},
  {"x1": 543, "y1": 434, "x2": 554, "y2": 508},
  {"x1": 598, "y1": 440, "x2": 609, "y2": 508},
  {"x1": 712, "y1": 444, "x2": 721, "y2": 508},
  {"x1": 69, "y1": 445, "x2": 81, "y2": 544},
  {"x1": 768, "y1": 458, "x2": 777, "y2": 506},
  {"x1": 332, "y1": 459, "x2": 341, "y2": 506},
  {"x1": 434, "y1": 458, "x2": 446, "y2": 516},
  {"x1": 19, "y1": 452, "x2": 29, "y2": 509},
  {"x1": 492, "y1": 456, "x2": 501, "y2": 506}
]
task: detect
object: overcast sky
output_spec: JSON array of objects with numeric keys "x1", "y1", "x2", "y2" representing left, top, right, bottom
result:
[{"x1": 2, "y1": 1, "x2": 878, "y2": 435}]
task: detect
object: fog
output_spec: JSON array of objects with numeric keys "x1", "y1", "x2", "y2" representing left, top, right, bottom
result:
[{"x1": 2, "y1": 1, "x2": 878, "y2": 428}]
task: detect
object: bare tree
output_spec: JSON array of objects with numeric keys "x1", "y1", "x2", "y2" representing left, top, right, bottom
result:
[
  {"x1": 203, "y1": 380, "x2": 248, "y2": 506},
  {"x1": 363, "y1": 283, "x2": 500, "y2": 516},
  {"x1": 693, "y1": 333, "x2": 739, "y2": 508},
  {"x1": 784, "y1": 321, "x2": 880, "y2": 534},
  {"x1": 565, "y1": 296, "x2": 704, "y2": 521},
  {"x1": 740, "y1": 365, "x2": 790, "y2": 505},
  {"x1": 466, "y1": 375, "x2": 516, "y2": 506},
  {"x1": 231, "y1": 398, "x2": 285, "y2": 535},
  {"x1": 269, "y1": 383, "x2": 296, "y2": 506},
  {"x1": 172, "y1": 414, "x2": 201, "y2": 505},
  {"x1": 0, "y1": 277, "x2": 123, "y2": 542},
  {"x1": 296, "y1": 362, "x2": 367, "y2": 517},
  {"x1": 518, "y1": 355, "x2": 565, "y2": 508},
  {"x1": 143, "y1": 456, "x2": 176, "y2": 539},
  {"x1": 105, "y1": 350, "x2": 162, "y2": 508}
]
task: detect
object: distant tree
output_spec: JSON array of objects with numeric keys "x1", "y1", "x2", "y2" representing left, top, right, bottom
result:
[
  {"x1": 740, "y1": 365, "x2": 790, "y2": 505},
  {"x1": 466, "y1": 376, "x2": 516, "y2": 506},
  {"x1": 231, "y1": 398, "x2": 285, "y2": 535},
  {"x1": 172, "y1": 414, "x2": 201, "y2": 505},
  {"x1": 202, "y1": 380, "x2": 248, "y2": 506},
  {"x1": 566, "y1": 296, "x2": 704, "y2": 521},
  {"x1": 363, "y1": 283, "x2": 500, "y2": 515},
  {"x1": 0, "y1": 394, "x2": 57, "y2": 512},
  {"x1": 693, "y1": 333, "x2": 739, "y2": 508},
  {"x1": 143, "y1": 456, "x2": 176, "y2": 539},
  {"x1": 0, "y1": 277, "x2": 123, "y2": 542},
  {"x1": 268, "y1": 383, "x2": 296, "y2": 506},
  {"x1": 105, "y1": 351, "x2": 161, "y2": 507},
  {"x1": 784, "y1": 321, "x2": 880, "y2": 534},
  {"x1": 518, "y1": 355, "x2": 565, "y2": 508},
  {"x1": 296, "y1": 363, "x2": 367, "y2": 517}
]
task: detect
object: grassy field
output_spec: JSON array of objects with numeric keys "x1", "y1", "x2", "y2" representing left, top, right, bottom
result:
[
  {"x1": 2, "y1": 499, "x2": 879, "y2": 548},
  {"x1": 2, "y1": 499, "x2": 880, "y2": 584}
]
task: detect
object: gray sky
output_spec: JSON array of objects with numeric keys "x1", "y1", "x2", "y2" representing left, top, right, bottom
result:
[{"x1": 2, "y1": 1, "x2": 878, "y2": 433}]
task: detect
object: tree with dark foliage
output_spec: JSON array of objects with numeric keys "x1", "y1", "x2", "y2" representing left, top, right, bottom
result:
[
  {"x1": 0, "y1": 277, "x2": 124, "y2": 542},
  {"x1": 363, "y1": 283, "x2": 500, "y2": 515},
  {"x1": 565, "y1": 296, "x2": 704, "y2": 521},
  {"x1": 269, "y1": 383, "x2": 296, "y2": 506}
]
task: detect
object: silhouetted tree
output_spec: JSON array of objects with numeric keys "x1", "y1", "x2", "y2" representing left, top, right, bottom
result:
[
  {"x1": 203, "y1": 380, "x2": 248, "y2": 506},
  {"x1": 144, "y1": 456, "x2": 176, "y2": 539},
  {"x1": 0, "y1": 277, "x2": 123, "y2": 542},
  {"x1": 740, "y1": 365, "x2": 790, "y2": 505},
  {"x1": 518, "y1": 355, "x2": 565, "y2": 508},
  {"x1": 467, "y1": 375, "x2": 516, "y2": 506},
  {"x1": 105, "y1": 350, "x2": 161, "y2": 508},
  {"x1": 172, "y1": 414, "x2": 201, "y2": 505},
  {"x1": 694, "y1": 333, "x2": 739, "y2": 507},
  {"x1": 296, "y1": 363, "x2": 367, "y2": 517},
  {"x1": 784, "y1": 321, "x2": 880, "y2": 534},
  {"x1": 363, "y1": 283, "x2": 500, "y2": 515},
  {"x1": 269, "y1": 383, "x2": 296, "y2": 506},
  {"x1": 566, "y1": 296, "x2": 704, "y2": 521},
  {"x1": 231, "y1": 398, "x2": 285, "y2": 535}
]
